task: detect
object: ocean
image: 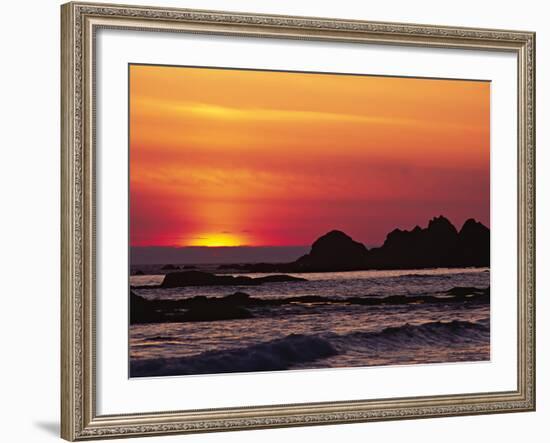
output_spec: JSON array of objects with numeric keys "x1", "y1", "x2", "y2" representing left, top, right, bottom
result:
[{"x1": 129, "y1": 267, "x2": 490, "y2": 377}]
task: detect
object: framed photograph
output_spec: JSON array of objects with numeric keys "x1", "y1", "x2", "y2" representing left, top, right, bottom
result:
[{"x1": 61, "y1": 2, "x2": 536, "y2": 440}]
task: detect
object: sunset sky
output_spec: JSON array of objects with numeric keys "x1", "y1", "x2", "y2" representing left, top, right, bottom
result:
[{"x1": 129, "y1": 64, "x2": 490, "y2": 248}]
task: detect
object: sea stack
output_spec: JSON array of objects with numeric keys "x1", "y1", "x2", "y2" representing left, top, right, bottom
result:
[{"x1": 293, "y1": 230, "x2": 369, "y2": 271}]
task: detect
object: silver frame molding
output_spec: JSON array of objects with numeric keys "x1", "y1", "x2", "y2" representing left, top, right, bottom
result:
[{"x1": 61, "y1": 2, "x2": 536, "y2": 440}]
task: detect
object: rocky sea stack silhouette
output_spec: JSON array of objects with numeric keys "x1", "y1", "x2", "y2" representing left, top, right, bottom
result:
[
  {"x1": 228, "y1": 216, "x2": 489, "y2": 273},
  {"x1": 293, "y1": 230, "x2": 369, "y2": 271},
  {"x1": 160, "y1": 270, "x2": 307, "y2": 288}
]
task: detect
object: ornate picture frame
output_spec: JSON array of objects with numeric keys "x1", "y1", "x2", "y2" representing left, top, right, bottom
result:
[{"x1": 61, "y1": 2, "x2": 535, "y2": 440}]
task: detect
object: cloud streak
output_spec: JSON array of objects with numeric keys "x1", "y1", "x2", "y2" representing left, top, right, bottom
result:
[{"x1": 129, "y1": 65, "x2": 490, "y2": 247}]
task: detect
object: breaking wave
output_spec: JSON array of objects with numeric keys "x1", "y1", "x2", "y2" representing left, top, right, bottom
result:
[
  {"x1": 339, "y1": 319, "x2": 490, "y2": 351},
  {"x1": 130, "y1": 334, "x2": 337, "y2": 377},
  {"x1": 130, "y1": 318, "x2": 489, "y2": 377}
]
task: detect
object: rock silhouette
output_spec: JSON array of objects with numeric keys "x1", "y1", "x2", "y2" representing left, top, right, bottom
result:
[
  {"x1": 130, "y1": 286, "x2": 490, "y2": 324},
  {"x1": 225, "y1": 216, "x2": 489, "y2": 272},
  {"x1": 367, "y1": 216, "x2": 461, "y2": 269},
  {"x1": 130, "y1": 291, "x2": 254, "y2": 324},
  {"x1": 456, "y1": 218, "x2": 490, "y2": 267},
  {"x1": 293, "y1": 230, "x2": 369, "y2": 271},
  {"x1": 161, "y1": 270, "x2": 307, "y2": 288}
]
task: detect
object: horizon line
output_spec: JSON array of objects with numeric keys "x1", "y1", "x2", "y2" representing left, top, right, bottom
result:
[{"x1": 130, "y1": 215, "x2": 489, "y2": 250}]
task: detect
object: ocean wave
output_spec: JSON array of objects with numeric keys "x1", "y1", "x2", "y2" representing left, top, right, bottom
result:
[
  {"x1": 130, "y1": 333, "x2": 337, "y2": 377},
  {"x1": 339, "y1": 319, "x2": 490, "y2": 351},
  {"x1": 130, "y1": 318, "x2": 489, "y2": 377}
]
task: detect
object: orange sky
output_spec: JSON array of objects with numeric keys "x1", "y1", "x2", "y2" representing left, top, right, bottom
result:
[{"x1": 129, "y1": 64, "x2": 490, "y2": 247}]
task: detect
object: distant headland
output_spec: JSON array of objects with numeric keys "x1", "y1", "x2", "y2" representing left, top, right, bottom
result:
[{"x1": 218, "y1": 216, "x2": 490, "y2": 273}]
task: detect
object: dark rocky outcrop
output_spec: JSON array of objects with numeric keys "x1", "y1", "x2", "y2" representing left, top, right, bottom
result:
[
  {"x1": 130, "y1": 286, "x2": 490, "y2": 324},
  {"x1": 160, "y1": 271, "x2": 306, "y2": 288},
  {"x1": 293, "y1": 230, "x2": 369, "y2": 271},
  {"x1": 366, "y1": 216, "x2": 461, "y2": 269},
  {"x1": 215, "y1": 216, "x2": 489, "y2": 273},
  {"x1": 254, "y1": 274, "x2": 308, "y2": 284},
  {"x1": 161, "y1": 264, "x2": 179, "y2": 270},
  {"x1": 133, "y1": 269, "x2": 145, "y2": 276},
  {"x1": 456, "y1": 218, "x2": 490, "y2": 267},
  {"x1": 130, "y1": 291, "x2": 254, "y2": 324},
  {"x1": 365, "y1": 216, "x2": 489, "y2": 269},
  {"x1": 446, "y1": 286, "x2": 489, "y2": 297},
  {"x1": 130, "y1": 291, "x2": 166, "y2": 324}
]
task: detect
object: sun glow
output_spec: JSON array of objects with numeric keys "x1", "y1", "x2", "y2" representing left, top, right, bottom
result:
[
  {"x1": 130, "y1": 65, "x2": 490, "y2": 247},
  {"x1": 185, "y1": 233, "x2": 249, "y2": 247}
]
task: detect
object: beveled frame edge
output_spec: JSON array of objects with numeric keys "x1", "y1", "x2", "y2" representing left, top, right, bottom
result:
[{"x1": 60, "y1": 1, "x2": 536, "y2": 441}]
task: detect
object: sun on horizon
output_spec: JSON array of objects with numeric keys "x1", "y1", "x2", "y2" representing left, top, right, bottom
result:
[{"x1": 182, "y1": 232, "x2": 251, "y2": 248}]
